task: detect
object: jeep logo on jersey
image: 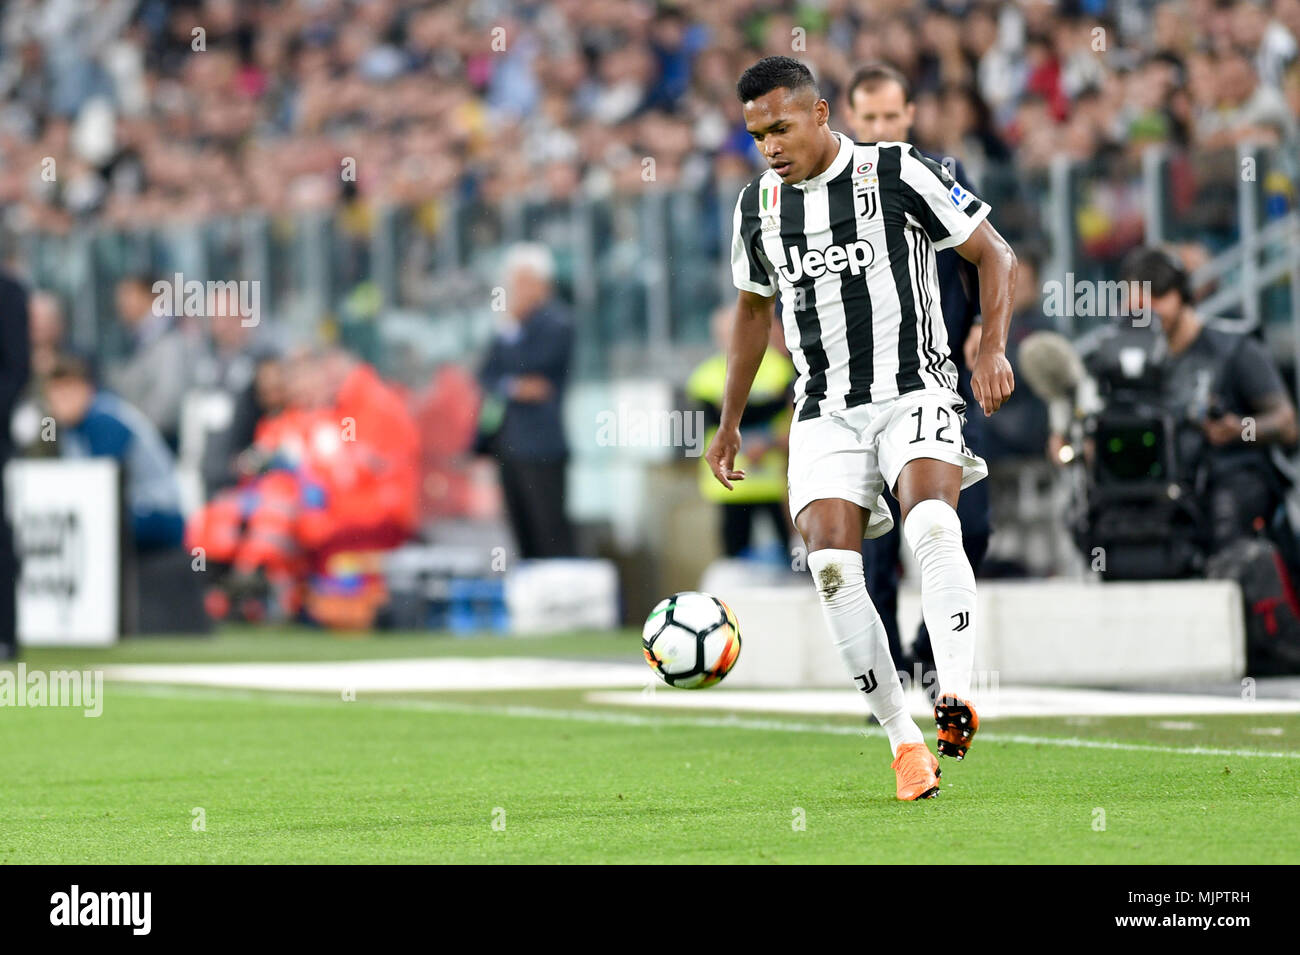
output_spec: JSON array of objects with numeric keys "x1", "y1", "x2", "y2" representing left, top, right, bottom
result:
[{"x1": 778, "y1": 239, "x2": 875, "y2": 283}]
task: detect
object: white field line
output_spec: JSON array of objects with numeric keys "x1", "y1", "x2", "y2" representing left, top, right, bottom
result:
[
  {"x1": 110, "y1": 683, "x2": 1300, "y2": 761},
  {"x1": 98, "y1": 657, "x2": 648, "y2": 692}
]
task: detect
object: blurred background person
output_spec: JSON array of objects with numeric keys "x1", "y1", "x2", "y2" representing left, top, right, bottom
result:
[
  {"x1": 0, "y1": 269, "x2": 31, "y2": 661},
  {"x1": 43, "y1": 352, "x2": 183, "y2": 553},
  {"x1": 980, "y1": 247, "x2": 1054, "y2": 463},
  {"x1": 1121, "y1": 246, "x2": 1298, "y2": 553},
  {"x1": 105, "y1": 273, "x2": 195, "y2": 453},
  {"x1": 27, "y1": 291, "x2": 64, "y2": 382},
  {"x1": 10, "y1": 290, "x2": 64, "y2": 459},
  {"x1": 687, "y1": 303, "x2": 795, "y2": 558},
  {"x1": 1196, "y1": 47, "x2": 1298, "y2": 148},
  {"x1": 186, "y1": 343, "x2": 418, "y2": 622},
  {"x1": 187, "y1": 344, "x2": 334, "y2": 621},
  {"x1": 191, "y1": 309, "x2": 274, "y2": 498},
  {"x1": 476, "y1": 243, "x2": 576, "y2": 559}
]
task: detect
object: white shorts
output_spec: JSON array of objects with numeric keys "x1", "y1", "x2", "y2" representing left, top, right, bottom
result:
[{"x1": 787, "y1": 388, "x2": 988, "y2": 539}]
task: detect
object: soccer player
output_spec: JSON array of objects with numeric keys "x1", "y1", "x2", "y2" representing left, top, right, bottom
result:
[
  {"x1": 705, "y1": 57, "x2": 1017, "y2": 801},
  {"x1": 846, "y1": 63, "x2": 992, "y2": 703}
]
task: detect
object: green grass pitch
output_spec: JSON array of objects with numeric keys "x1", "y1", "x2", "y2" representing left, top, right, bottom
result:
[{"x1": 2, "y1": 627, "x2": 1297, "y2": 864}]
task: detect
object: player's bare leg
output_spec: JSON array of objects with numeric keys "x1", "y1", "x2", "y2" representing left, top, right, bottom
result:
[
  {"x1": 895, "y1": 457, "x2": 981, "y2": 759},
  {"x1": 796, "y1": 498, "x2": 939, "y2": 800}
]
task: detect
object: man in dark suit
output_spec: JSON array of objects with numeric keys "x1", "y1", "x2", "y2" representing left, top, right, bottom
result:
[
  {"x1": 847, "y1": 63, "x2": 991, "y2": 699},
  {"x1": 477, "y1": 244, "x2": 576, "y2": 559},
  {"x1": 0, "y1": 271, "x2": 31, "y2": 659}
]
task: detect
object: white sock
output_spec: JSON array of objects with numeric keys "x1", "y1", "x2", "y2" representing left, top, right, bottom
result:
[
  {"x1": 903, "y1": 500, "x2": 977, "y2": 701},
  {"x1": 807, "y1": 548, "x2": 924, "y2": 755}
]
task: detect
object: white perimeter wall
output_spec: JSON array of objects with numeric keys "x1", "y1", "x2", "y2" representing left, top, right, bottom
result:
[{"x1": 722, "y1": 580, "x2": 1246, "y2": 688}]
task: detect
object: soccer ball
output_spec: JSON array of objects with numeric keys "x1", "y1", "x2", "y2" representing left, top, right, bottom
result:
[{"x1": 641, "y1": 591, "x2": 741, "y2": 689}]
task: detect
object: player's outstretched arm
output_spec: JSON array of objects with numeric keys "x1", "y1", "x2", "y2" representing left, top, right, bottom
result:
[
  {"x1": 955, "y1": 220, "x2": 1017, "y2": 415},
  {"x1": 705, "y1": 289, "x2": 775, "y2": 490}
]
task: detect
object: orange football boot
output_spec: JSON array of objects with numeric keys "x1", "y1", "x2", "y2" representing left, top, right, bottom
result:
[
  {"x1": 934, "y1": 694, "x2": 979, "y2": 759},
  {"x1": 891, "y1": 742, "x2": 941, "y2": 800}
]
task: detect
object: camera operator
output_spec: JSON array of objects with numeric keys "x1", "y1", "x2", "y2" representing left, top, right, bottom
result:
[{"x1": 1120, "y1": 246, "x2": 1298, "y2": 552}]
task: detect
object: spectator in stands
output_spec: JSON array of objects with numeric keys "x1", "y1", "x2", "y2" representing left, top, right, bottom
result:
[
  {"x1": 476, "y1": 243, "x2": 575, "y2": 559},
  {"x1": 1232, "y1": 0, "x2": 1298, "y2": 89},
  {"x1": 0, "y1": 269, "x2": 30, "y2": 661},
  {"x1": 1286, "y1": 60, "x2": 1300, "y2": 122},
  {"x1": 936, "y1": 82, "x2": 1013, "y2": 190},
  {"x1": 1197, "y1": 47, "x2": 1298, "y2": 146},
  {"x1": 43, "y1": 352, "x2": 184, "y2": 553},
  {"x1": 1124, "y1": 56, "x2": 1188, "y2": 150},
  {"x1": 105, "y1": 273, "x2": 194, "y2": 452},
  {"x1": 27, "y1": 291, "x2": 64, "y2": 381},
  {"x1": 10, "y1": 290, "x2": 65, "y2": 458},
  {"x1": 3, "y1": 0, "x2": 1299, "y2": 235}
]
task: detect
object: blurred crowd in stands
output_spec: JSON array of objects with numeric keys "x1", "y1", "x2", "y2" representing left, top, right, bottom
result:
[
  {"x1": 8, "y1": 243, "x2": 569, "y2": 628},
  {"x1": 2, "y1": 0, "x2": 1300, "y2": 628},
  {"x1": 0, "y1": 0, "x2": 1297, "y2": 235}
]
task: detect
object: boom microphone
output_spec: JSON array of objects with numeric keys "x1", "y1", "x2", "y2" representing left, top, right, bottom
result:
[{"x1": 1018, "y1": 331, "x2": 1085, "y2": 403}]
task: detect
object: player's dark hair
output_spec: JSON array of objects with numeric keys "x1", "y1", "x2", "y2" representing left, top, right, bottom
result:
[
  {"x1": 847, "y1": 62, "x2": 911, "y2": 105},
  {"x1": 1120, "y1": 246, "x2": 1192, "y2": 303},
  {"x1": 736, "y1": 56, "x2": 819, "y2": 104}
]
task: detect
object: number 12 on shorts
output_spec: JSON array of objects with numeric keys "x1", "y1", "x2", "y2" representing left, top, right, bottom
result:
[{"x1": 907, "y1": 405, "x2": 969, "y2": 454}]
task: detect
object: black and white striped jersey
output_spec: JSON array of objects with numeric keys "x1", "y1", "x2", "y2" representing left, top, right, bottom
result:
[{"x1": 731, "y1": 131, "x2": 990, "y2": 421}]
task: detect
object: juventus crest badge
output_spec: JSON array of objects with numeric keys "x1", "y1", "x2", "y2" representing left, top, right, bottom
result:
[
  {"x1": 853, "y1": 164, "x2": 880, "y2": 220},
  {"x1": 855, "y1": 188, "x2": 878, "y2": 219}
]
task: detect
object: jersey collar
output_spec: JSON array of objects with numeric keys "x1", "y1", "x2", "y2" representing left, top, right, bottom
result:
[{"x1": 790, "y1": 130, "x2": 853, "y2": 189}]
